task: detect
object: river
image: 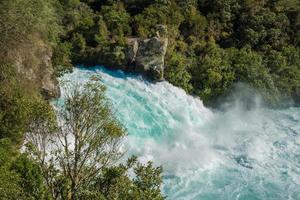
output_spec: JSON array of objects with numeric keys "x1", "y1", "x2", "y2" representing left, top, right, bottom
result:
[{"x1": 60, "y1": 66, "x2": 300, "y2": 200}]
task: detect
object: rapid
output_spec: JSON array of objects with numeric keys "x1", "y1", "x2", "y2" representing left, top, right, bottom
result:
[{"x1": 60, "y1": 66, "x2": 300, "y2": 200}]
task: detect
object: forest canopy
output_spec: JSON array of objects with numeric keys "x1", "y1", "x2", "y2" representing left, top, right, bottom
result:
[{"x1": 53, "y1": 0, "x2": 300, "y2": 106}]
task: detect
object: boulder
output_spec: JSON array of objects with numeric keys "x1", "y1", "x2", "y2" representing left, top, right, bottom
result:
[
  {"x1": 135, "y1": 37, "x2": 168, "y2": 80},
  {"x1": 124, "y1": 25, "x2": 168, "y2": 81}
]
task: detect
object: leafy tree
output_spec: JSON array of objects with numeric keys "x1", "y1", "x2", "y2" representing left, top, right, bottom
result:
[
  {"x1": 264, "y1": 46, "x2": 300, "y2": 103},
  {"x1": 101, "y1": 2, "x2": 131, "y2": 36},
  {"x1": 236, "y1": 5, "x2": 289, "y2": 50},
  {"x1": 0, "y1": 0, "x2": 60, "y2": 52},
  {"x1": 134, "y1": 2, "x2": 183, "y2": 38},
  {"x1": 0, "y1": 139, "x2": 23, "y2": 200},
  {"x1": 27, "y1": 81, "x2": 126, "y2": 199},
  {"x1": 165, "y1": 53, "x2": 193, "y2": 93},
  {"x1": 11, "y1": 154, "x2": 48, "y2": 200},
  {"x1": 228, "y1": 47, "x2": 279, "y2": 104},
  {"x1": 179, "y1": 5, "x2": 207, "y2": 41},
  {"x1": 0, "y1": 139, "x2": 48, "y2": 200},
  {"x1": 84, "y1": 156, "x2": 165, "y2": 200},
  {"x1": 190, "y1": 41, "x2": 235, "y2": 103},
  {"x1": 199, "y1": 0, "x2": 240, "y2": 44},
  {"x1": 52, "y1": 41, "x2": 73, "y2": 76}
]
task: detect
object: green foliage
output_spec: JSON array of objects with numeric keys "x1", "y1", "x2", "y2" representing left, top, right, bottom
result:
[
  {"x1": 94, "y1": 17, "x2": 109, "y2": 45},
  {"x1": 199, "y1": 0, "x2": 240, "y2": 44},
  {"x1": 179, "y1": 5, "x2": 207, "y2": 41},
  {"x1": 0, "y1": 0, "x2": 60, "y2": 52},
  {"x1": 52, "y1": 41, "x2": 73, "y2": 76},
  {"x1": 237, "y1": 7, "x2": 289, "y2": 50},
  {"x1": 0, "y1": 63, "x2": 56, "y2": 145},
  {"x1": 165, "y1": 53, "x2": 192, "y2": 93},
  {"x1": 11, "y1": 154, "x2": 47, "y2": 200},
  {"x1": 0, "y1": 139, "x2": 23, "y2": 200},
  {"x1": 86, "y1": 156, "x2": 165, "y2": 200},
  {"x1": 71, "y1": 33, "x2": 88, "y2": 62},
  {"x1": 101, "y1": 2, "x2": 131, "y2": 36},
  {"x1": 0, "y1": 64, "x2": 32, "y2": 145},
  {"x1": 63, "y1": 2, "x2": 95, "y2": 34},
  {"x1": 48, "y1": 0, "x2": 300, "y2": 105},
  {"x1": 228, "y1": 48, "x2": 279, "y2": 104},
  {"x1": 0, "y1": 139, "x2": 47, "y2": 200},
  {"x1": 26, "y1": 81, "x2": 165, "y2": 199},
  {"x1": 134, "y1": 2, "x2": 183, "y2": 38},
  {"x1": 264, "y1": 46, "x2": 300, "y2": 103},
  {"x1": 61, "y1": 0, "x2": 299, "y2": 105},
  {"x1": 190, "y1": 41, "x2": 235, "y2": 102}
]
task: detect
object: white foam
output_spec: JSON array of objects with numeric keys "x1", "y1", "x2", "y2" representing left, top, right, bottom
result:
[{"x1": 60, "y1": 66, "x2": 300, "y2": 200}]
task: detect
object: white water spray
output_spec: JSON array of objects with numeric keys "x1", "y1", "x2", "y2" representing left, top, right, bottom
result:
[{"x1": 60, "y1": 66, "x2": 300, "y2": 200}]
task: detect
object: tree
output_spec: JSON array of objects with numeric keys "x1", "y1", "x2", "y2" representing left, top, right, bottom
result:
[
  {"x1": 86, "y1": 156, "x2": 165, "y2": 200},
  {"x1": 165, "y1": 52, "x2": 193, "y2": 93},
  {"x1": 0, "y1": 139, "x2": 23, "y2": 200},
  {"x1": 0, "y1": 0, "x2": 60, "y2": 53},
  {"x1": 133, "y1": 2, "x2": 183, "y2": 38},
  {"x1": 26, "y1": 81, "x2": 165, "y2": 199},
  {"x1": 101, "y1": 2, "x2": 131, "y2": 36},
  {"x1": 27, "y1": 81, "x2": 126, "y2": 200},
  {"x1": 228, "y1": 47, "x2": 279, "y2": 104},
  {"x1": 190, "y1": 41, "x2": 235, "y2": 103},
  {"x1": 235, "y1": 4, "x2": 289, "y2": 50},
  {"x1": 0, "y1": 138, "x2": 48, "y2": 200},
  {"x1": 0, "y1": 63, "x2": 54, "y2": 146}
]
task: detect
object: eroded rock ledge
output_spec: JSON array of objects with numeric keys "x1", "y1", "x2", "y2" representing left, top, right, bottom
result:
[
  {"x1": 125, "y1": 34, "x2": 168, "y2": 81},
  {"x1": 111, "y1": 25, "x2": 169, "y2": 81}
]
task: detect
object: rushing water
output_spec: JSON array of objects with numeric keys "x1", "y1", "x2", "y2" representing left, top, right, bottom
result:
[{"x1": 60, "y1": 66, "x2": 300, "y2": 200}]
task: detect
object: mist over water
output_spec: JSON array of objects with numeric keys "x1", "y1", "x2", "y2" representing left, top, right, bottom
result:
[{"x1": 60, "y1": 66, "x2": 300, "y2": 200}]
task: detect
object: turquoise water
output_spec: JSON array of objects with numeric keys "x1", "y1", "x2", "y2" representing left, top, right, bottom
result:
[{"x1": 60, "y1": 66, "x2": 300, "y2": 200}]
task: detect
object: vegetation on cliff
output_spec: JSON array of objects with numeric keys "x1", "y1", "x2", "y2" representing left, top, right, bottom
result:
[
  {"x1": 0, "y1": 1, "x2": 164, "y2": 199},
  {"x1": 51, "y1": 0, "x2": 300, "y2": 106},
  {"x1": 1, "y1": 0, "x2": 300, "y2": 199}
]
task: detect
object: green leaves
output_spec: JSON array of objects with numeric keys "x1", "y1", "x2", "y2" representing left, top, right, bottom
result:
[
  {"x1": 0, "y1": 139, "x2": 47, "y2": 200},
  {"x1": 101, "y1": 2, "x2": 131, "y2": 36},
  {"x1": 91, "y1": 157, "x2": 165, "y2": 200},
  {"x1": 0, "y1": 0, "x2": 60, "y2": 51},
  {"x1": 165, "y1": 52, "x2": 193, "y2": 93}
]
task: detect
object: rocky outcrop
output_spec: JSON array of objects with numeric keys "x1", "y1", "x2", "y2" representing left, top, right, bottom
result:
[
  {"x1": 39, "y1": 52, "x2": 60, "y2": 99},
  {"x1": 135, "y1": 37, "x2": 168, "y2": 80},
  {"x1": 12, "y1": 38, "x2": 60, "y2": 99},
  {"x1": 124, "y1": 25, "x2": 168, "y2": 81},
  {"x1": 125, "y1": 38, "x2": 139, "y2": 64}
]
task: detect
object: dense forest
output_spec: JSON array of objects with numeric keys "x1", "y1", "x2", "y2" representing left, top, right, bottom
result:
[
  {"x1": 0, "y1": 0, "x2": 300, "y2": 199},
  {"x1": 53, "y1": 0, "x2": 300, "y2": 106}
]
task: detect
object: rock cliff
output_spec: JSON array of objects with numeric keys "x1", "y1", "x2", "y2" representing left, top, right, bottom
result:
[
  {"x1": 124, "y1": 25, "x2": 168, "y2": 81},
  {"x1": 6, "y1": 38, "x2": 60, "y2": 99}
]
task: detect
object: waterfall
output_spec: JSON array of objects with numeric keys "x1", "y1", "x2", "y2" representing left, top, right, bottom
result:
[{"x1": 60, "y1": 66, "x2": 300, "y2": 200}]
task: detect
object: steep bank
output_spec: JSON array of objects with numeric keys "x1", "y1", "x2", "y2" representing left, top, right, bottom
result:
[
  {"x1": 3, "y1": 37, "x2": 60, "y2": 99},
  {"x1": 0, "y1": 0, "x2": 61, "y2": 99}
]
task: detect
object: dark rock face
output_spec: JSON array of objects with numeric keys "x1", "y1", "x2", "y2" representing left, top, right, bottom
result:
[
  {"x1": 135, "y1": 37, "x2": 168, "y2": 80},
  {"x1": 124, "y1": 25, "x2": 168, "y2": 81}
]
